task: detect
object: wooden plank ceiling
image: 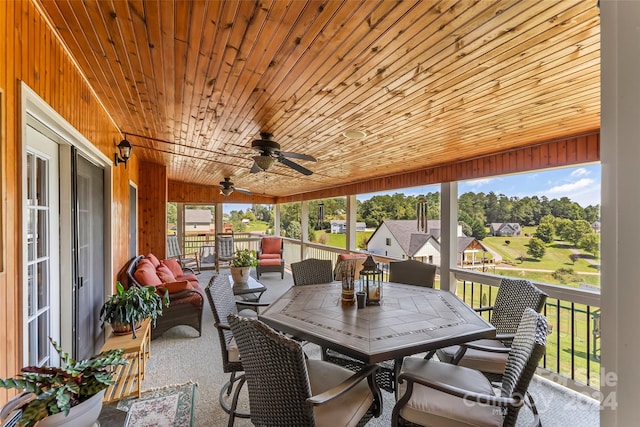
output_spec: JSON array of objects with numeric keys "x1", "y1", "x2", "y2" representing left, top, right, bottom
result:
[{"x1": 37, "y1": 0, "x2": 600, "y2": 198}]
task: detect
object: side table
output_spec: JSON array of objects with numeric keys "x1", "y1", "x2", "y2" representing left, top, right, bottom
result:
[{"x1": 101, "y1": 318, "x2": 151, "y2": 403}]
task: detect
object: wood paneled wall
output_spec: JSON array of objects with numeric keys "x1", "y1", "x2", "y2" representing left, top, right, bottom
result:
[
  {"x1": 138, "y1": 162, "x2": 167, "y2": 258},
  {"x1": 0, "y1": 0, "x2": 135, "y2": 403},
  {"x1": 168, "y1": 181, "x2": 276, "y2": 205},
  {"x1": 276, "y1": 131, "x2": 600, "y2": 203}
]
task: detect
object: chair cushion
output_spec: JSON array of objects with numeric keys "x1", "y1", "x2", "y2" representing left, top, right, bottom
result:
[
  {"x1": 258, "y1": 253, "x2": 280, "y2": 260},
  {"x1": 146, "y1": 253, "x2": 161, "y2": 268},
  {"x1": 134, "y1": 265, "x2": 163, "y2": 286},
  {"x1": 456, "y1": 339, "x2": 509, "y2": 374},
  {"x1": 306, "y1": 359, "x2": 374, "y2": 427},
  {"x1": 137, "y1": 258, "x2": 155, "y2": 271},
  {"x1": 397, "y1": 357, "x2": 503, "y2": 427},
  {"x1": 261, "y1": 237, "x2": 282, "y2": 254},
  {"x1": 162, "y1": 258, "x2": 184, "y2": 278},
  {"x1": 156, "y1": 265, "x2": 176, "y2": 283},
  {"x1": 169, "y1": 282, "x2": 204, "y2": 307},
  {"x1": 259, "y1": 258, "x2": 282, "y2": 266}
]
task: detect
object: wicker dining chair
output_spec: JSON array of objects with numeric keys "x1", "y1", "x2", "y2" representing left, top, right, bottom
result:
[
  {"x1": 434, "y1": 278, "x2": 547, "y2": 379},
  {"x1": 227, "y1": 313, "x2": 382, "y2": 427},
  {"x1": 204, "y1": 274, "x2": 268, "y2": 427},
  {"x1": 215, "y1": 232, "x2": 236, "y2": 272},
  {"x1": 290, "y1": 258, "x2": 333, "y2": 286},
  {"x1": 388, "y1": 259, "x2": 436, "y2": 288}
]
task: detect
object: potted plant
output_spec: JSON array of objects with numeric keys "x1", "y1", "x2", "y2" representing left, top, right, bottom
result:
[
  {"x1": 0, "y1": 338, "x2": 128, "y2": 427},
  {"x1": 230, "y1": 248, "x2": 258, "y2": 284},
  {"x1": 99, "y1": 281, "x2": 169, "y2": 338}
]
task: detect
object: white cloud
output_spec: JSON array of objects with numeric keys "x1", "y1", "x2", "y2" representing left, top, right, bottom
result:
[
  {"x1": 546, "y1": 178, "x2": 594, "y2": 195},
  {"x1": 570, "y1": 167, "x2": 590, "y2": 178},
  {"x1": 540, "y1": 178, "x2": 600, "y2": 206},
  {"x1": 465, "y1": 178, "x2": 493, "y2": 188}
]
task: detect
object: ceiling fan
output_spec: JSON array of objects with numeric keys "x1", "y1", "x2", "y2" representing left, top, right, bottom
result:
[
  {"x1": 218, "y1": 177, "x2": 251, "y2": 196},
  {"x1": 249, "y1": 132, "x2": 316, "y2": 175}
]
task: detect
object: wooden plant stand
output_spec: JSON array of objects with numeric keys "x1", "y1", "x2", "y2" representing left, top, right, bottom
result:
[{"x1": 100, "y1": 318, "x2": 151, "y2": 403}]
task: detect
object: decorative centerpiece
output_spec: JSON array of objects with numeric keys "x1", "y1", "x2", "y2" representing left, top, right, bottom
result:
[
  {"x1": 99, "y1": 281, "x2": 169, "y2": 338},
  {"x1": 360, "y1": 255, "x2": 383, "y2": 305},
  {"x1": 230, "y1": 248, "x2": 258, "y2": 285},
  {"x1": 0, "y1": 339, "x2": 128, "y2": 427},
  {"x1": 338, "y1": 260, "x2": 357, "y2": 305}
]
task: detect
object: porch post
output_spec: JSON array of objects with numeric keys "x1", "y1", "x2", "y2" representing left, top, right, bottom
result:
[
  {"x1": 346, "y1": 195, "x2": 357, "y2": 252},
  {"x1": 177, "y1": 203, "x2": 185, "y2": 248},
  {"x1": 273, "y1": 204, "x2": 281, "y2": 236},
  {"x1": 600, "y1": 1, "x2": 640, "y2": 424},
  {"x1": 214, "y1": 203, "x2": 223, "y2": 234},
  {"x1": 440, "y1": 182, "x2": 458, "y2": 292},
  {"x1": 301, "y1": 201, "x2": 309, "y2": 259}
]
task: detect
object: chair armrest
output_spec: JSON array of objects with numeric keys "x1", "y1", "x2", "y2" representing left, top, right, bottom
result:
[
  {"x1": 236, "y1": 301, "x2": 270, "y2": 309},
  {"x1": 461, "y1": 342, "x2": 511, "y2": 353},
  {"x1": 495, "y1": 332, "x2": 515, "y2": 341},
  {"x1": 181, "y1": 266, "x2": 196, "y2": 275},
  {"x1": 474, "y1": 305, "x2": 494, "y2": 313},
  {"x1": 307, "y1": 364, "x2": 379, "y2": 405},
  {"x1": 214, "y1": 322, "x2": 231, "y2": 331},
  {"x1": 397, "y1": 370, "x2": 520, "y2": 408}
]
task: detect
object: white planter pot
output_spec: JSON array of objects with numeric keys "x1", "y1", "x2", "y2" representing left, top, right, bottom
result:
[
  {"x1": 230, "y1": 266, "x2": 251, "y2": 284},
  {"x1": 37, "y1": 389, "x2": 105, "y2": 427}
]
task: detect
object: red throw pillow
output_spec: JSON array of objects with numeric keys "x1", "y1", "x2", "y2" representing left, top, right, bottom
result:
[
  {"x1": 134, "y1": 266, "x2": 162, "y2": 286},
  {"x1": 156, "y1": 265, "x2": 176, "y2": 283},
  {"x1": 137, "y1": 258, "x2": 155, "y2": 271},
  {"x1": 146, "y1": 253, "x2": 161, "y2": 268},
  {"x1": 160, "y1": 281, "x2": 193, "y2": 294},
  {"x1": 161, "y1": 259, "x2": 183, "y2": 277}
]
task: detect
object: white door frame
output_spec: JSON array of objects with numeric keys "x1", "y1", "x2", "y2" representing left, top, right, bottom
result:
[{"x1": 21, "y1": 83, "x2": 114, "y2": 362}]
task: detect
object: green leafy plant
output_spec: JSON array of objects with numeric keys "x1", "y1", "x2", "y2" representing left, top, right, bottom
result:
[
  {"x1": 0, "y1": 338, "x2": 128, "y2": 427},
  {"x1": 232, "y1": 248, "x2": 258, "y2": 268},
  {"x1": 99, "y1": 281, "x2": 169, "y2": 338}
]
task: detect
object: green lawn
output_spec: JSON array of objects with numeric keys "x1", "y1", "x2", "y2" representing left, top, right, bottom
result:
[{"x1": 313, "y1": 230, "x2": 373, "y2": 249}]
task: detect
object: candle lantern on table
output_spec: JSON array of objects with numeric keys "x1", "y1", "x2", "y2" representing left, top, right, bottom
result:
[{"x1": 360, "y1": 255, "x2": 382, "y2": 305}]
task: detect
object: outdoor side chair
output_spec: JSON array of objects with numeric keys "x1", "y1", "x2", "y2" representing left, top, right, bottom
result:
[
  {"x1": 392, "y1": 308, "x2": 548, "y2": 427},
  {"x1": 388, "y1": 259, "x2": 437, "y2": 287},
  {"x1": 215, "y1": 232, "x2": 236, "y2": 272},
  {"x1": 291, "y1": 258, "x2": 333, "y2": 286},
  {"x1": 434, "y1": 278, "x2": 548, "y2": 379},
  {"x1": 166, "y1": 235, "x2": 200, "y2": 273},
  {"x1": 227, "y1": 313, "x2": 382, "y2": 427},
  {"x1": 204, "y1": 274, "x2": 269, "y2": 427}
]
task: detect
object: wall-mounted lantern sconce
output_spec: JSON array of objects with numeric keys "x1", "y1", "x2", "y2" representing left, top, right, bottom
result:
[{"x1": 114, "y1": 137, "x2": 133, "y2": 168}]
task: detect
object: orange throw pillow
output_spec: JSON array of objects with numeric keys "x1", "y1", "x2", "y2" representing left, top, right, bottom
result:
[
  {"x1": 160, "y1": 280, "x2": 193, "y2": 294},
  {"x1": 146, "y1": 253, "x2": 161, "y2": 268},
  {"x1": 134, "y1": 266, "x2": 162, "y2": 286},
  {"x1": 156, "y1": 265, "x2": 176, "y2": 283},
  {"x1": 162, "y1": 259, "x2": 183, "y2": 277}
]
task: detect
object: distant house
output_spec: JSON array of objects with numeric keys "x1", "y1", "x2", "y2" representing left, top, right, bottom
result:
[
  {"x1": 185, "y1": 209, "x2": 212, "y2": 232},
  {"x1": 489, "y1": 222, "x2": 522, "y2": 237},
  {"x1": 330, "y1": 219, "x2": 366, "y2": 234},
  {"x1": 592, "y1": 221, "x2": 601, "y2": 233},
  {"x1": 367, "y1": 220, "x2": 475, "y2": 265}
]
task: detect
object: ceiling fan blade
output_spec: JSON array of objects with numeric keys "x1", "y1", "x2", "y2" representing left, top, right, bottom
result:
[
  {"x1": 278, "y1": 156, "x2": 313, "y2": 175},
  {"x1": 250, "y1": 162, "x2": 262, "y2": 173},
  {"x1": 234, "y1": 187, "x2": 252, "y2": 195},
  {"x1": 279, "y1": 151, "x2": 317, "y2": 162}
]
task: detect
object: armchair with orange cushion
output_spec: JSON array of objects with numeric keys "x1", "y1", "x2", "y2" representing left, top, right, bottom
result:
[
  {"x1": 256, "y1": 236, "x2": 284, "y2": 279},
  {"x1": 124, "y1": 254, "x2": 205, "y2": 339}
]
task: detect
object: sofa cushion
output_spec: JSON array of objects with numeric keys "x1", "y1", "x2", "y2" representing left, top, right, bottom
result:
[
  {"x1": 169, "y1": 282, "x2": 204, "y2": 307},
  {"x1": 156, "y1": 264, "x2": 177, "y2": 283},
  {"x1": 160, "y1": 280, "x2": 193, "y2": 294},
  {"x1": 134, "y1": 265, "x2": 163, "y2": 286},
  {"x1": 162, "y1": 258, "x2": 183, "y2": 277},
  {"x1": 146, "y1": 253, "x2": 161, "y2": 268},
  {"x1": 137, "y1": 258, "x2": 155, "y2": 271}
]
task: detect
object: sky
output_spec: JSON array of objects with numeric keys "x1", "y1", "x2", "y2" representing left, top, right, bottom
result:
[{"x1": 224, "y1": 164, "x2": 601, "y2": 213}]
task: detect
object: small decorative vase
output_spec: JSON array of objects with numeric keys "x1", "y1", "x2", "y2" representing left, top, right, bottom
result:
[{"x1": 230, "y1": 266, "x2": 251, "y2": 284}]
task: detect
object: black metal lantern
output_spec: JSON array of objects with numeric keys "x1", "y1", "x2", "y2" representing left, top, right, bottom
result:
[{"x1": 360, "y1": 255, "x2": 382, "y2": 305}]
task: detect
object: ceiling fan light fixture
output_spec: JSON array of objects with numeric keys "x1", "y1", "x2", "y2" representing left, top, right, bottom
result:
[
  {"x1": 342, "y1": 129, "x2": 367, "y2": 140},
  {"x1": 220, "y1": 187, "x2": 233, "y2": 196},
  {"x1": 253, "y1": 155, "x2": 276, "y2": 171}
]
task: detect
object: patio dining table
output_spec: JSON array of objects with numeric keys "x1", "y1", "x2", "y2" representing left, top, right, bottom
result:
[{"x1": 258, "y1": 281, "x2": 496, "y2": 397}]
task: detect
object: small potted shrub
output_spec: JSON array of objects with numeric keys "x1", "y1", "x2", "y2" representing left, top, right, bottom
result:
[
  {"x1": 230, "y1": 248, "x2": 258, "y2": 284},
  {"x1": 99, "y1": 281, "x2": 169, "y2": 338},
  {"x1": 0, "y1": 338, "x2": 128, "y2": 427}
]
